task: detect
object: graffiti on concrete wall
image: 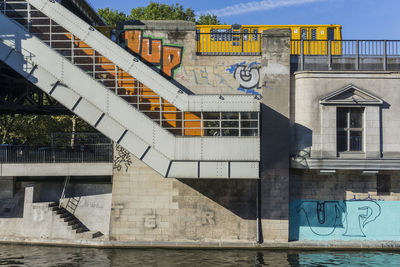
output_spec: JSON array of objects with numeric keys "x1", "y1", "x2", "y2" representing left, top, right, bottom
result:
[
  {"x1": 124, "y1": 30, "x2": 183, "y2": 78},
  {"x1": 113, "y1": 144, "x2": 132, "y2": 172},
  {"x1": 226, "y1": 61, "x2": 262, "y2": 95},
  {"x1": 289, "y1": 199, "x2": 400, "y2": 241}
]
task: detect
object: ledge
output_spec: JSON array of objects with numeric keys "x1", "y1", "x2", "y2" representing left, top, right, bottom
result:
[
  {"x1": 0, "y1": 163, "x2": 113, "y2": 177},
  {"x1": 291, "y1": 158, "x2": 400, "y2": 170},
  {"x1": 1, "y1": 237, "x2": 400, "y2": 250}
]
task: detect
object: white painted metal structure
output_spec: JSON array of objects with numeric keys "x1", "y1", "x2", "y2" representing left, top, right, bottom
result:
[{"x1": 0, "y1": 0, "x2": 260, "y2": 179}]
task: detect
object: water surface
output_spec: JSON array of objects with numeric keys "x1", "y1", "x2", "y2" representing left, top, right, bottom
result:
[{"x1": 0, "y1": 244, "x2": 399, "y2": 266}]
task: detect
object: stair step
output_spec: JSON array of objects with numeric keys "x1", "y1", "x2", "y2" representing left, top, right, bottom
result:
[
  {"x1": 48, "y1": 202, "x2": 59, "y2": 208},
  {"x1": 76, "y1": 228, "x2": 89, "y2": 234},
  {"x1": 78, "y1": 231, "x2": 104, "y2": 239},
  {"x1": 64, "y1": 216, "x2": 75, "y2": 222},
  {"x1": 60, "y1": 212, "x2": 71, "y2": 218},
  {"x1": 67, "y1": 220, "x2": 79, "y2": 226},
  {"x1": 71, "y1": 223, "x2": 82, "y2": 230},
  {"x1": 56, "y1": 209, "x2": 68, "y2": 215}
]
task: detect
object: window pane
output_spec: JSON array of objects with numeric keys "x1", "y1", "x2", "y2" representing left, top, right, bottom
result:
[
  {"x1": 221, "y1": 112, "x2": 239, "y2": 119},
  {"x1": 241, "y1": 121, "x2": 258, "y2": 128},
  {"x1": 337, "y1": 108, "x2": 347, "y2": 128},
  {"x1": 301, "y1": 29, "x2": 307, "y2": 40},
  {"x1": 327, "y1": 28, "x2": 335, "y2": 41},
  {"x1": 241, "y1": 129, "x2": 258, "y2": 136},
  {"x1": 350, "y1": 108, "x2": 363, "y2": 128},
  {"x1": 241, "y1": 112, "x2": 258, "y2": 120},
  {"x1": 221, "y1": 121, "x2": 238, "y2": 128},
  {"x1": 350, "y1": 131, "x2": 362, "y2": 151},
  {"x1": 337, "y1": 131, "x2": 347, "y2": 152},
  {"x1": 311, "y1": 29, "x2": 317, "y2": 40},
  {"x1": 203, "y1": 113, "x2": 220, "y2": 120}
]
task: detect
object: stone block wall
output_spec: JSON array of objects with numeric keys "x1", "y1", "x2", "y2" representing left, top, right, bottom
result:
[{"x1": 110, "y1": 146, "x2": 257, "y2": 243}]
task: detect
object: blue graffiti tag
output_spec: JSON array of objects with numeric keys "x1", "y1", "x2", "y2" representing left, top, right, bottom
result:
[{"x1": 226, "y1": 61, "x2": 262, "y2": 96}]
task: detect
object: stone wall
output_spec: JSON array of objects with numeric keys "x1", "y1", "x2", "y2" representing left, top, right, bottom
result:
[{"x1": 110, "y1": 146, "x2": 257, "y2": 243}]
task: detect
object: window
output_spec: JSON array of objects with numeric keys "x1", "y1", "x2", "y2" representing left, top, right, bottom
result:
[
  {"x1": 253, "y1": 29, "x2": 258, "y2": 41},
  {"x1": 377, "y1": 174, "x2": 390, "y2": 194},
  {"x1": 327, "y1": 28, "x2": 335, "y2": 41},
  {"x1": 301, "y1": 29, "x2": 307, "y2": 40},
  {"x1": 337, "y1": 107, "x2": 364, "y2": 152},
  {"x1": 311, "y1": 29, "x2": 317, "y2": 40}
]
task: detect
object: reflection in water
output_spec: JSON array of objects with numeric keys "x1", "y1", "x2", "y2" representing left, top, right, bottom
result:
[{"x1": 0, "y1": 244, "x2": 399, "y2": 266}]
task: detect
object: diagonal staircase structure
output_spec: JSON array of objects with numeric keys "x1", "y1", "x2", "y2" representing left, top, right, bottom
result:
[{"x1": 0, "y1": 0, "x2": 260, "y2": 179}]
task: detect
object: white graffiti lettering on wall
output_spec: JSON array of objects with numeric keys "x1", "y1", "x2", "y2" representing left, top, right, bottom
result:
[
  {"x1": 226, "y1": 61, "x2": 262, "y2": 95},
  {"x1": 296, "y1": 200, "x2": 382, "y2": 237}
]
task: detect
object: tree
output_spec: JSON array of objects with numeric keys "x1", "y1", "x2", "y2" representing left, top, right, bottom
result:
[
  {"x1": 97, "y1": 2, "x2": 222, "y2": 25},
  {"x1": 130, "y1": 2, "x2": 196, "y2": 22},
  {"x1": 98, "y1": 8, "x2": 128, "y2": 25},
  {"x1": 196, "y1": 14, "x2": 221, "y2": 25}
]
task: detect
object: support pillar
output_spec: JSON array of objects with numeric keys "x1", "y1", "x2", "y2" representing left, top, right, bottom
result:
[{"x1": 260, "y1": 29, "x2": 291, "y2": 242}]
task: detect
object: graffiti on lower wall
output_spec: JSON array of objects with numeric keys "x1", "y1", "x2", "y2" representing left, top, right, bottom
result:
[
  {"x1": 113, "y1": 144, "x2": 132, "y2": 172},
  {"x1": 289, "y1": 199, "x2": 400, "y2": 241},
  {"x1": 124, "y1": 30, "x2": 183, "y2": 78},
  {"x1": 226, "y1": 61, "x2": 262, "y2": 95}
]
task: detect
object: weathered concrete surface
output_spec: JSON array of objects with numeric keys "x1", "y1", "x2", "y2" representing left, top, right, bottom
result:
[
  {"x1": 110, "y1": 147, "x2": 257, "y2": 243},
  {"x1": 259, "y1": 29, "x2": 291, "y2": 242},
  {"x1": 0, "y1": 163, "x2": 113, "y2": 177}
]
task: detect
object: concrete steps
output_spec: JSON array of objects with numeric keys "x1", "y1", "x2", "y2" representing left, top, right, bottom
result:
[{"x1": 48, "y1": 202, "x2": 103, "y2": 239}]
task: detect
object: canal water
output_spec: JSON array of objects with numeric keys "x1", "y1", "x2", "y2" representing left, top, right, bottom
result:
[{"x1": 0, "y1": 244, "x2": 399, "y2": 266}]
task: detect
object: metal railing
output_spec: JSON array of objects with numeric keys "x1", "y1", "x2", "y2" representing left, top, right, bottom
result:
[
  {"x1": 291, "y1": 39, "x2": 400, "y2": 71},
  {"x1": 0, "y1": 144, "x2": 113, "y2": 163},
  {"x1": 0, "y1": 0, "x2": 260, "y2": 137},
  {"x1": 196, "y1": 32, "x2": 262, "y2": 55}
]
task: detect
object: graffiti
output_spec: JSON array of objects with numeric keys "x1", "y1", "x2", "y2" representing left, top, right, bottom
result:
[
  {"x1": 226, "y1": 61, "x2": 262, "y2": 95},
  {"x1": 144, "y1": 209, "x2": 157, "y2": 229},
  {"x1": 201, "y1": 211, "x2": 215, "y2": 225},
  {"x1": 124, "y1": 30, "x2": 183, "y2": 78},
  {"x1": 113, "y1": 144, "x2": 132, "y2": 172},
  {"x1": 295, "y1": 200, "x2": 382, "y2": 238}
]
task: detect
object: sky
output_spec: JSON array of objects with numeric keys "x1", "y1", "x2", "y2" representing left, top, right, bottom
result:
[{"x1": 88, "y1": 0, "x2": 400, "y2": 39}]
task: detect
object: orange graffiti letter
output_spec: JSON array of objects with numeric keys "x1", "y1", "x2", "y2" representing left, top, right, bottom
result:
[
  {"x1": 141, "y1": 38, "x2": 162, "y2": 64},
  {"x1": 162, "y1": 46, "x2": 182, "y2": 78},
  {"x1": 125, "y1": 30, "x2": 142, "y2": 54}
]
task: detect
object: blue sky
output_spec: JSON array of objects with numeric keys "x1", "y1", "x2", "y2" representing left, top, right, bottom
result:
[{"x1": 89, "y1": 0, "x2": 400, "y2": 39}]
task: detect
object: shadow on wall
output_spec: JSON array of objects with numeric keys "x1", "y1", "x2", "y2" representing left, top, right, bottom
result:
[
  {"x1": 260, "y1": 104, "x2": 312, "y2": 173},
  {"x1": 176, "y1": 179, "x2": 257, "y2": 220},
  {"x1": 0, "y1": 184, "x2": 25, "y2": 218},
  {"x1": 19, "y1": 177, "x2": 112, "y2": 203}
]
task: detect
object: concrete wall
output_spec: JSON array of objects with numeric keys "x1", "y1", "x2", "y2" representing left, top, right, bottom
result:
[
  {"x1": 122, "y1": 21, "x2": 263, "y2": 96},
  {"x1": 290, "y1": 169, "x2": 400, "y2": 241},
  {"x1": 110, "y1": 146, "x2": 257, "y2": 243},
  {"x1": 0, "y1": 181, "x2": 112, "y2": 241}
]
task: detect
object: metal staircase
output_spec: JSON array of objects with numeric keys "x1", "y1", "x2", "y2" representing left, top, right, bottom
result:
[{"x1": 0, "y1": 0, "x2": 260, "y2": 178}]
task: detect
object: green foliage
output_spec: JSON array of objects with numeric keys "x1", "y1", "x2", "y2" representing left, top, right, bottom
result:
[
  {"x1": 97, "y1": 8, "x2": 128, "y2": 25},
  {"x1": 130, "y1": 2, "x2": 195, "y2": 22},
  {"x1": 196, "y1": 14, "x2": 221, "y2": 25},
  {"x1": 0, "y1": 115, "x2": 94, "y2": 145},
  {"x1": 97, "y1": 2, "x2": 222, "y2": 25}
]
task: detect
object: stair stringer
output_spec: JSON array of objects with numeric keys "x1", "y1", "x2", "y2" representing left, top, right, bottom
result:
[
  {"x1": 27, "y1": 0, "x2": 260, "y2": 113},
  {"x1": 0, "y1": 14, "x2": 259, "y2": 178}
]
